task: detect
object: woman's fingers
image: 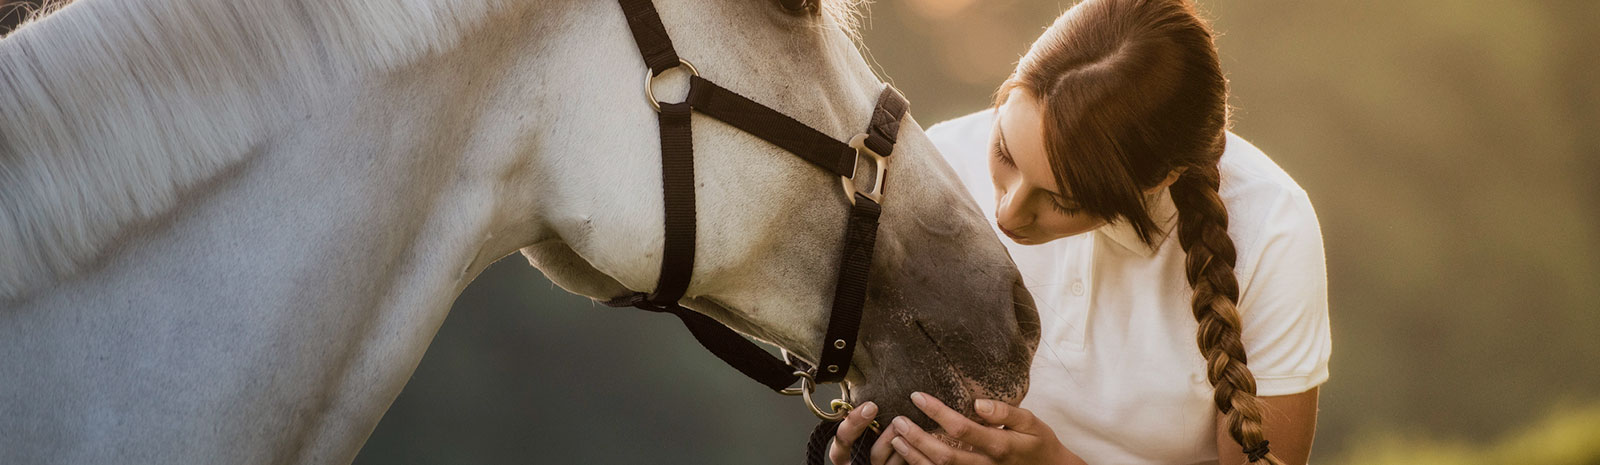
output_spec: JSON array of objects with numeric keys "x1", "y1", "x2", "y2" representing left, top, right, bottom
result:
[
  {"x1": 973, "y1": 399, "x2": 1048, "y2": 436},
  {"x1": 831, "y1": 401, "x2": 880, "y2": 465},
  {"x1": 871, "y1": 419, "x2": 901, "y2": 465},
  {"x1": 890, "y1": 416, "x2": 989, "y2": 465},
  {"x1": 829, "y1": 438, "x2": 851, "y2": 465},
  {"x1": 836, "y1": 401, "x2": 878, "y2": 445},
  {"x1": 909, "y1": 392, "x2": 1010, "y2": 457},
  {"x1": 889, "y1": 436, "x2": 936, "y2": 465}
]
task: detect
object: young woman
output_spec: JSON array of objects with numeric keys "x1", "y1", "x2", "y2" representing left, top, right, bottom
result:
[{"x1": 829, "y1": 0, "x2": 1330, "y2": 464}]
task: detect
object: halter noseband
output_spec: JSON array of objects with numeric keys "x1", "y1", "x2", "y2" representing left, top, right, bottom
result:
[{"x1": 601, "y1": 0, "x2": 909, "y2": 423}]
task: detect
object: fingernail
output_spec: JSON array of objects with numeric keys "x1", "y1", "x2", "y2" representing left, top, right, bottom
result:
[
  {"x1": 976, "y1": 399, "x2": 994, "y2": 415},
  {"x1": 893, "y1": 416, "x2": 911, "y2": 431},
  {"x1": 910, "y1": 391, "x2": 926, "y2": 406},
  {"x1": 859, "y1": 402, "x2": 877, "y2": 418},
  {"x1": 891, "y1": 437, "x2": 908, "y2": 452}
]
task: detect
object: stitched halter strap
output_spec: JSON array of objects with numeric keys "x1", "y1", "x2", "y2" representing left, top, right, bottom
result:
[{"x1": 604, "y1": 0, "x2": 910, "y2": 394}]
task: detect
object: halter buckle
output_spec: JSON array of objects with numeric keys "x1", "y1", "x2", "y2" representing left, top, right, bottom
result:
[
  {"x1": 841, "y1": 133, "x2": 889, "y2": 205},
  {"x1": 645, "y1": 58, "x2": 700, "y2": 113}
]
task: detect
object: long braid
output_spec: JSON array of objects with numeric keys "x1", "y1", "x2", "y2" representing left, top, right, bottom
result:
[{"x1": 1170, "y1": 156, "x2": 1282, "y2": 465}]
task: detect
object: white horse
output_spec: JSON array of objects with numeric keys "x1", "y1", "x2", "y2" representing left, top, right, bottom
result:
[{"x1": 0, "y1": 0, "x2": 1040, "y2": 463}]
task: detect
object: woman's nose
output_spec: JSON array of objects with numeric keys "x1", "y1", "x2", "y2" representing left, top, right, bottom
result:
[{"x1": 996, "y1": 192, "x2": 1032, "y2": 229}]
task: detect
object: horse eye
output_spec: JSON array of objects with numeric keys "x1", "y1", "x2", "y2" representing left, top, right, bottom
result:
[{"x1": 777, "y1": 0, "x2": 817, "y2": 15}]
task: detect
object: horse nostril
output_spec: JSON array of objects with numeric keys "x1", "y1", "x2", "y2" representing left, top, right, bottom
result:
[{"x1": 1012, "y1": 279, "x2": 1041, "y2": 348}]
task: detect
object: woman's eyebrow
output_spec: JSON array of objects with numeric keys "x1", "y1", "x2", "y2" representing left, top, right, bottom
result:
[{"x1": 995, "y1": 112, "x2": 1076, "y2": 203}]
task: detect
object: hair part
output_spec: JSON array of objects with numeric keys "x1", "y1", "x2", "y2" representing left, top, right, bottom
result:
[{"x1": 998, "y1": 0, "x2": 1281, "y2": 462}]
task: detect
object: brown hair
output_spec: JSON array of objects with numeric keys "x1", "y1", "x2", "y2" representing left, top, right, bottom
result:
[{"x1": 996, "y1": 0, "x2": 1281, "y2": 463}]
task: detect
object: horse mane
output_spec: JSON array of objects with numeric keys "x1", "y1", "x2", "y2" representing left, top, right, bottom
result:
[
  {"x1": 0, "y1": 0, "x2": 508, "y2": 301},
  {"x1": 821, "y1": 0, "x2": 867, "y2": 41}
]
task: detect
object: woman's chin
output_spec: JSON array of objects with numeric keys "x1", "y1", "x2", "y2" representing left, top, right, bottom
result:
[{"x1": 1003, "y1": 229, "x2": 1057, "y2": 245}]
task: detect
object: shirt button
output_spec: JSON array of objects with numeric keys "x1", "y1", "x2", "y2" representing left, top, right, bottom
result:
[{"x1": 1071, "y1": 281, "x2": 1085, "y2": 296}]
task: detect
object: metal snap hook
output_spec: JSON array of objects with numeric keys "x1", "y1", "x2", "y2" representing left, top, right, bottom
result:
[
  {"x1": 778, "y1": 352, "x2": 875, "y2": 430},
  {"x1": 794, "y1": 370, "x2": 853, "y2": 421}
]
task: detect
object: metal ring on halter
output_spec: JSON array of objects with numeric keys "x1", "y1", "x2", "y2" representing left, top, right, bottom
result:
[
  {"x1": 645, "y1": 59, "x2": 700, "y2": 113},
  {"x1": 777, "y1": 351, "x2": 882, "y2": 432},
  {"x1": 794, "y1": 370, "x2": 854, "y2": 421},
  {"x1": 840, "y1": 133, "x2": 889, "y2": 205}
]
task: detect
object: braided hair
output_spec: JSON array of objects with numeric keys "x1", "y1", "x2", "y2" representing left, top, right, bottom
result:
[{"x1": 997, "y1": 0, "x2": 1281, "y2": 462}]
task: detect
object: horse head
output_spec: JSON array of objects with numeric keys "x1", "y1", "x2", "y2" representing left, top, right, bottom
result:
[{"x1": 523, "y1": 0, "x2": 1040, "y2": 424}]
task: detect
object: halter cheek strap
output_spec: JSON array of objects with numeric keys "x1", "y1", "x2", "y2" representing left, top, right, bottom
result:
[{"x1": 603, "y1": 0, "x2": 910, "y2": 396}]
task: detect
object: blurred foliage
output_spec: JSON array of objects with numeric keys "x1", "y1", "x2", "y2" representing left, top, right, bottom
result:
[{"x1": 1330, "y1": 401, "x2": 1600, "y2": 465}]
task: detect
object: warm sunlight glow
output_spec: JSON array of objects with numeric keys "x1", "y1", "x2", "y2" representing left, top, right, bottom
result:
[{"x1": 905, "y1": 0, "x2": 980, "y2": 20}]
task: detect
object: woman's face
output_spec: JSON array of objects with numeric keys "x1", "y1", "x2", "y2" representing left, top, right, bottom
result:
[{"x1": 988, "y1": 88, "x2": 1106, "y2": 245}]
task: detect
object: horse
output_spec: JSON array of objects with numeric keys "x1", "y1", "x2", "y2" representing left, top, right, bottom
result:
[{"x1": 0, "y1": 0, "x2": 1041, "y2": 463}]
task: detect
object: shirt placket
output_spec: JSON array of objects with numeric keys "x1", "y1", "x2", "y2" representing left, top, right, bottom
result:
[{"x1": 1062, "y1": 234, "x2": 1093, "y2": 351}]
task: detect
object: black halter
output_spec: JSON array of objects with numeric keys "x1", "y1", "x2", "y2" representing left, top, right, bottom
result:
[{"x1": 602, "y1": 0, "x2": 909, "y2": 417}]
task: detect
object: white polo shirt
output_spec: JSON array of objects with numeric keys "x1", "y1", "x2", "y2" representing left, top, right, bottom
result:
[{"x1": 927, "y1": 110, "x2": 1331, "y2": 465}]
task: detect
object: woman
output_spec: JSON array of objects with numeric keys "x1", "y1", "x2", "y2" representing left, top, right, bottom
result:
[{"x1": 830, "y1": 0, "x2": 1330, "y2": 464}]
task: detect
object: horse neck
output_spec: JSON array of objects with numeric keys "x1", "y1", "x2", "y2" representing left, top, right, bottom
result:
[
  {"x1": 0, "y1": 0, "x2": 522, "y2": 300},
  {"x1": 0, "y1": 1, "x2": 592, "y2": 463}
]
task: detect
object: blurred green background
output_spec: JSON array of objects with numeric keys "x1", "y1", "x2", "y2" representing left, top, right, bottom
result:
[
  {"x1": 355, "y1": 0, "x2": 1600, "y2": 464},
  {"x1": 8, "y1": 0, "x2": 1595, "y2": 463}
]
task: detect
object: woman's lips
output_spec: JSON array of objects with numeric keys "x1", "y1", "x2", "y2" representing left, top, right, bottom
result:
[{"x1": 997, "y1": 224, "x2": 1025, "y2": 241}]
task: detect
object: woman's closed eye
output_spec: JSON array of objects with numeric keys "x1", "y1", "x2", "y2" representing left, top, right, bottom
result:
[
  {"x1": 993, "y1": 139, "x2": 1081, "y2": 215},
  {"x1": 991, "y1": 139, "x2": 1016, "y2": 168},
  {"x1": 1048, "y1": 198, "x2": 1083, "y2": 215}
]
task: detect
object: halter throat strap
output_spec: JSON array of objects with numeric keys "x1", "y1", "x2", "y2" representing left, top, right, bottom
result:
[{"x1": 604, "y1": 0, "x2": 910, "y2": 391}]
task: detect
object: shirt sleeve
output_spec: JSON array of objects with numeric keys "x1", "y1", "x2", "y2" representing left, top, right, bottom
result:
[{"x1": 1234, "y1": 187, "x2": 1332, "y2": 396}]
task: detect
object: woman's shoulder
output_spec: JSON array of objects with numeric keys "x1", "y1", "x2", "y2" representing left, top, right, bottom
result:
[
  {"x1": 1218, "y1": 131, "x2": 1309, "y2": 202},
  {"x1": 1216, "y1": 132, "x2": 1323, "y2": 281},
  {"x1": 1219, "y1": 131, "x2": 1317, "y2": 222},
  {"x1": 1213, "y1": 134, "x2": 1331, "y2": 396},
  {"x1": 925, "y1": 109, "x2": 1000, "y2": 210},
  {"x1": 925, "y1": 109, "x2": 995, "y2": 160},
  {"x1": 926, "y1": 109, "x2": 995, "y2": 141}
]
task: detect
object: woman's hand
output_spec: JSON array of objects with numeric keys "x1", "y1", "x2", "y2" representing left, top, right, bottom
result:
[
  {"x1": 830, "y1": 401, "x2": 891, "y2": 465},
  {"x1": 885, "y1": 392, "x2": 1084, "y2": 465}
]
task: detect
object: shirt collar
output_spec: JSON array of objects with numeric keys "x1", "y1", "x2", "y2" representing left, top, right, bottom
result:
[{"x1": 1097, "y1": 187, "x2": 1179, "y2": 257}]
